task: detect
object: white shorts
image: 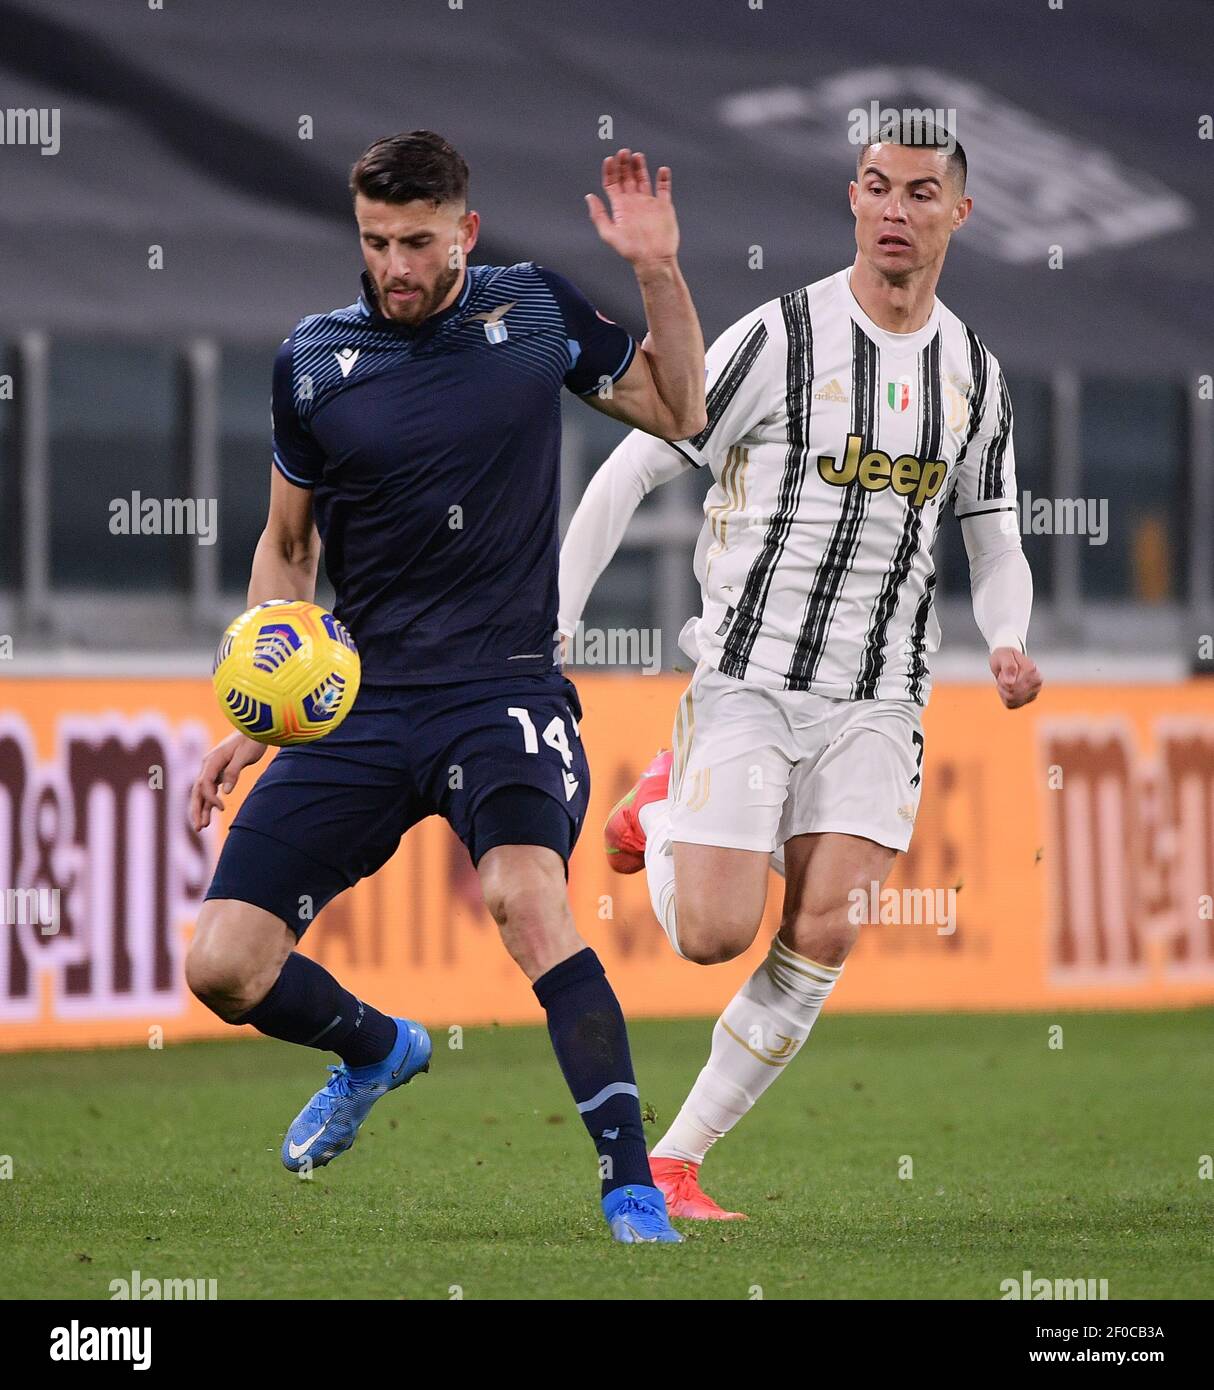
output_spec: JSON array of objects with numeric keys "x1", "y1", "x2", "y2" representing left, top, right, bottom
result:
[{"x1": 668, "y1": 661, "x2": 924, "y2": 855}]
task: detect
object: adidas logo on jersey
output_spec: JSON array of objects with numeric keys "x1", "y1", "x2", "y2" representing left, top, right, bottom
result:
[
  {"x1": 817, "y1": 433, "x2": 947, "y2": 509},
  {"x1": 813, "y1": 377, "x2": 849, "y2": 403}
]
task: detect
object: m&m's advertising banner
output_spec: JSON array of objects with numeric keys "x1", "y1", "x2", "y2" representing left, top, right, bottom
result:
[{"x1": 2, "y1": 674, "x2": 1212, "y2": 1050}]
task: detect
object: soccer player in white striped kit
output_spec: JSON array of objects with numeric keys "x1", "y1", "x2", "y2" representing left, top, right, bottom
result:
[{"x1": 558, "y1": 129, "x2": 1043, "y2": 1218}]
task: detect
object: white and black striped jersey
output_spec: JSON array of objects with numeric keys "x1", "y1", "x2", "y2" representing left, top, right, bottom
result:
[{"x1": 667, "y1": 267, "x2": 1017, "y2": 704}]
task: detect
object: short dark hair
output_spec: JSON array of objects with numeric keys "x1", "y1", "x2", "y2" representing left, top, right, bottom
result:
[
  {"x1": 349, "y1": 130, "x2": 469, "y2": 206},
  {"x1": 856, "y1": 120, "x2": 967, "y2": 193}
]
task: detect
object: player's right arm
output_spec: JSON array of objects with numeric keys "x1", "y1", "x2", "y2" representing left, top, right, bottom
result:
[
  {"x1": 558, "y1": 304, "x2": 775, "y2": 646},
  {"x1": 248, "y1": 466, "x2": 321, "y2": 608},
  {"x1": 252, "y1": 331, "x2": 324, "y2": 605},
  {"x1": 191, "y1": 336, "x2": 325, "y2": 832}
]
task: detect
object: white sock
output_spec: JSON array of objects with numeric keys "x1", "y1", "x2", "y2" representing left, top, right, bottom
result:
[
  {"x1": 639, "y1": 797, "x2": 684, "y2": 958},
  {"x1": 652, "y1": 937, "x2": 841, "y2": 1165}
]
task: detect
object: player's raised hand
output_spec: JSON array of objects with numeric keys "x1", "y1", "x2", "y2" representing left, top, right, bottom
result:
[
  {"x1": 190, "y1": 730, "x2": 268, "y2": 832},
  {"x1": 990, "y1": 646, "x2": 1043, "y2": 709},
  {"x1": 585, "y1": 149, "x2": 679, "y2": 270}
]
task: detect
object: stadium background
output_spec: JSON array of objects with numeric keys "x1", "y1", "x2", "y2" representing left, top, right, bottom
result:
[{"x1": 2, "y1": 0, "x2": 1212, "y2": 1048}]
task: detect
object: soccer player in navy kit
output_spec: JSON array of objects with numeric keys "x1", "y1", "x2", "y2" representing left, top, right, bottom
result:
[{"x1": 186, "y1": 131, "x2": 706, "y2": 1243}]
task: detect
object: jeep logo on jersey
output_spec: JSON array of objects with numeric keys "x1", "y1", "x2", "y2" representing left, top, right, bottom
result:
[{"x1": 817, "y1": 433, "x2": 947, "y2": 509}]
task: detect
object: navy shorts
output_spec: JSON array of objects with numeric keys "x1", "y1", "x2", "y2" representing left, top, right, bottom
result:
[{"x1": 205, "y1": 672, "x2": 590, "y2": 937}]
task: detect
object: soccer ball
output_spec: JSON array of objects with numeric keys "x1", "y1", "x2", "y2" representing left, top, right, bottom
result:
[{"x1": 212, "y1": 599, "x2": 361, "y2": 745}]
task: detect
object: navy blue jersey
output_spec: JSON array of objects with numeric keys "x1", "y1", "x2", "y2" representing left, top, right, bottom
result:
[{"x1": 271, "y1": 262, "x2": 636, "y2": 685}]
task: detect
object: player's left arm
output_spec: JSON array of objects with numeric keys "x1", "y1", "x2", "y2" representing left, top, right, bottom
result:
[
  {"x1": 580, "y1": 149, "x2": 706, "y2": 440},
  {"x1": 961, "y1": 511, "x2": 1041, "y2": 708},
  {"x1": 952, "y1": 355, "x2": 1043, "y2": 710}
]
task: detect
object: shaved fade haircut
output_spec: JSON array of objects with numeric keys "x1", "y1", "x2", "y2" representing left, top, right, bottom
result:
[
  {"x1": 350, "y1": 130, "x2": 470, "y2": 207},
  {"x1": 856, "y1": 120, "x2": 967, "y2": 193}
]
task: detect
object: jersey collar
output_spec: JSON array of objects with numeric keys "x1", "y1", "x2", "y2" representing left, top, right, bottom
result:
[
  {"x1": 358, "y1": 267, "x2": 474, "y2": 334},
  {"x1": 836, "y1": 266, "x2": 941, "y2": 355}
]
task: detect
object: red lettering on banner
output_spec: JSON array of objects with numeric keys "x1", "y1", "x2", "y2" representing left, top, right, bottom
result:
[
  {"x1": 1040, "y1": 719, "x2": 1214, "y2": 983},
  {"x1": 0, "y1": 715, "x2": 212, "y2": 1021}
]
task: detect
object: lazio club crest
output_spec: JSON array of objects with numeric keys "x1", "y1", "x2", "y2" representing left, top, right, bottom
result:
[{"x1": 471, "y1": 300, "x2": 516, "y2": 344}]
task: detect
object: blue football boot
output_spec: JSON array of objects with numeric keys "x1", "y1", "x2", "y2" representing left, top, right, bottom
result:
[
  {"x1": 602, "y1": 1183, "x2": 683, "y2": 1243},
  {"x1": 281, "y1": 1017, "x2": 431, "y2": 1172}
]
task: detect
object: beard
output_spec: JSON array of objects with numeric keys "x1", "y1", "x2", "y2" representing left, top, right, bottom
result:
[{"x1": 380, "y1": 262, "x2": 461, "y2": 325}]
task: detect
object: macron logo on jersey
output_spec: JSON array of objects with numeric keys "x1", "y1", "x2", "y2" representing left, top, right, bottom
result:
[{"x1": 334, "y1": 347, "x2": 360, "y2": 377}]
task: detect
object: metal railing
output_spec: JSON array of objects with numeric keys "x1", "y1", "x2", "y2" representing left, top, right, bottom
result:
[{"x1": 1, "y1": 334, "x2": 1210, "y2": 676}]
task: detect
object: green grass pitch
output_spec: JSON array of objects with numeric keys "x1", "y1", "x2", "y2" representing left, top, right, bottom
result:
[{"x1": 2, "y1": 1010, "x2": 1211, "y2": 1300}]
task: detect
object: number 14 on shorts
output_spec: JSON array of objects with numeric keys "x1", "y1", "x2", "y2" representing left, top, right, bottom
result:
[{"x1": 507, "y1": 706, "x2": 581, "y2": 801}]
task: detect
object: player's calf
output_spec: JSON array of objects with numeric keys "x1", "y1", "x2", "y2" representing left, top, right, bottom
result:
[
  {"x1": 779, "y1": 831, "x2": 897, "y2": 968},
  {"x1": 474, "y1": 831, "x2": 678, "y2": 1241},
  {"x1": 189, "y1": 897, "x2": 403, "y2": 1071},
  {"x1": 190, "y1": 895, "x2": 427, "y2": 1175}
]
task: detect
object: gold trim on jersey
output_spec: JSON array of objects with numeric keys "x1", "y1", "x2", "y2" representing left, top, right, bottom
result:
[
  {"x1": 703, "y1": 445, "x2": 750, "y2": 591},
  {"x1": 671, "y1": 677, "x2": 697, "y2": 804},
  {"x1": 683, "y1": 768, "x2": 711, "y2": 813}
]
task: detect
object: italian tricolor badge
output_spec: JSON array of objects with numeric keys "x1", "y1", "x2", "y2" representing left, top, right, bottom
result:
[{"x1": 887, "y1": 380, "x2": 911, "y2": 412}]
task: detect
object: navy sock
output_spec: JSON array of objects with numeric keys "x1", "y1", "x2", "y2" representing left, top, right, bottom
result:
[
  {"x1": 235, "y1": 952, "x2": 398, "y2": 1068},
  {"x1": 532, "y1": 948, "x2": 652, "y2": 1198}
]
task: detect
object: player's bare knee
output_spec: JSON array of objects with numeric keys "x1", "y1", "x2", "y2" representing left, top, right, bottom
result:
[
  {"x1": 512, "y1": 892, "x2": 575, "y2": 951},
  {"x1": 675, "y1": 903, "x2": 759, "y2": 965},
  {"x1": 681, "y1": 934, "x2": 749, "y2": 966},
  {"x1": 482, "y1": 876, "x2": 556, "y2": 932},
  {"x1": 186, "y1": 901, "x2": 291, "y2": 1020},
  {"x1": 782, "y1": 914, "x2": 856, "y2": 968},
  {"x1": 479, "y1": 867, "x2": 577, "y2": 976},
  {"x1": 185, "y1": 945, "x2": 254, "y2": 1019},
  {"x1": 479, "y1": 846, "x2": 564, "y2": 926}
]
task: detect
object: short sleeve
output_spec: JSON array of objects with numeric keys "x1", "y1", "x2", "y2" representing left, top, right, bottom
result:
[
  {"x1": 271, "y1": 334, "x2": 326, "y2": 489},
  {"x1": 535, "y1": 265, "x2": 637, "y2": 397},
  {"x1": 667, "y1": 307, "x2": 773, "y2": 470},
  {"x1": 950, "y1": 343, "x2": 1017, "y2": 520}
]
